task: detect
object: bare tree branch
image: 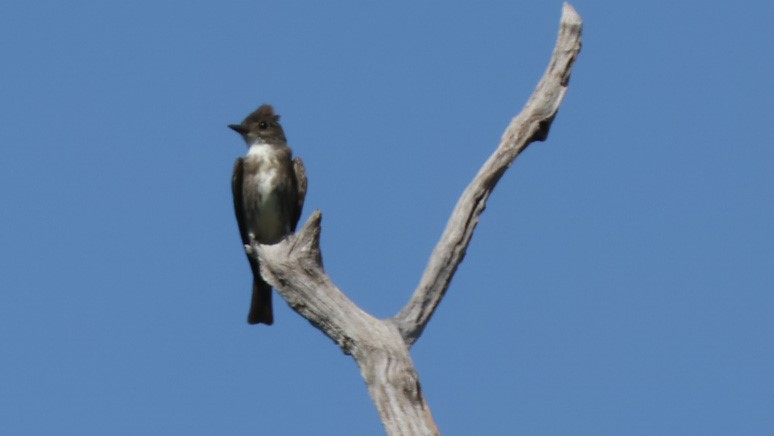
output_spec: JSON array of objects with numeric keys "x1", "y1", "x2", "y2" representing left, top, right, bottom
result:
[
  {"x1": 250, "y1": 4, "x2": 582, "y2": 434},
  {"x1": 255, "y1": 212, "x2": 440, "y2": 435},
  {"x1": 393, "y1": 3, "x2": 583, "y2": 346}
]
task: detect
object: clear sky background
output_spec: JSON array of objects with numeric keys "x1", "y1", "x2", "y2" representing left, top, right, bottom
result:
[{"x1": 2, "y1": 1, "x2": 772, "y2": 435}]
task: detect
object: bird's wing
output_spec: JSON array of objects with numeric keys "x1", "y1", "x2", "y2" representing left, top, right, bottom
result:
[
  {"x1": 231, "y1": 157, "x2": 249, "y2": 245},
  {"x1": 291, "y1": 156, "x2": 307, "y2": 232}
]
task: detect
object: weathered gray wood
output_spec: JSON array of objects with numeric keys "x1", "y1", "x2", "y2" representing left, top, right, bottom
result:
[
  {"x1": 251, "y1": 4, "x2": 582, "y2": 434},
  {"x1": 254, "y1": 212, "x2": 440, "y2": 435},
  {"x1": 394, "y1": 3, "x2": 583, "y2": 346}
]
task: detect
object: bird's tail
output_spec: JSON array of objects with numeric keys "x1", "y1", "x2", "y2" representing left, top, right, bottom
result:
[{"x1": 248, "y1": 278, "x2": 274, "y2": 325}]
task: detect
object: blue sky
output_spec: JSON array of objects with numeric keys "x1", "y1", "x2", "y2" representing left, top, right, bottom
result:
[{"x1": 2, "y1": 1, "x2": 773, "y2": 434}]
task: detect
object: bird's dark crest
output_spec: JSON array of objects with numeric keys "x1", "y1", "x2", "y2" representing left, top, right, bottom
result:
[
  {"x1": 232, "y1": 104, "x2": 287, "y2": 143},
  {"x1": 242, "y1": 104, "x2": 281, "y2": 127}
]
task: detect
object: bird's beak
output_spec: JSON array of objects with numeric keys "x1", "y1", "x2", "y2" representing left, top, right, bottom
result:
[{"x1": 228, "y1": 124, "x2": 249, "y2": 135}]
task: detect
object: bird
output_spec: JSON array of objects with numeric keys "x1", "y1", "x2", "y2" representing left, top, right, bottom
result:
[{"x1": 229, "y1": 104, "x2": 307, "y2": 325}]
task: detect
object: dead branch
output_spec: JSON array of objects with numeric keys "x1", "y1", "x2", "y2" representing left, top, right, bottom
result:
[{"x1": 251, "y1": 4, "x2": 582, "y2": 434}]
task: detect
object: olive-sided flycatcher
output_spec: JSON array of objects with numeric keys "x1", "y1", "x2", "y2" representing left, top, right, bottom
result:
[{"x1": 229, "y1": 105, "x2": 307, "y2": 325}]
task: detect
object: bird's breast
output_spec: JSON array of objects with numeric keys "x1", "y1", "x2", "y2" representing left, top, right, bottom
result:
[{"x1": 242, "y1": 145, "x2": 293, "y2": 244}]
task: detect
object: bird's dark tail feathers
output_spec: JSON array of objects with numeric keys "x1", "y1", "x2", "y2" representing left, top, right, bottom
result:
[{"x1": 248, "y1": 278, "x2": 274, "y2": 325}]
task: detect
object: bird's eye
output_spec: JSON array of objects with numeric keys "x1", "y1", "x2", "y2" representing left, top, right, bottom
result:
[{"x1": 258, "y1": 121, "x2": 268, "y2": 130}]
